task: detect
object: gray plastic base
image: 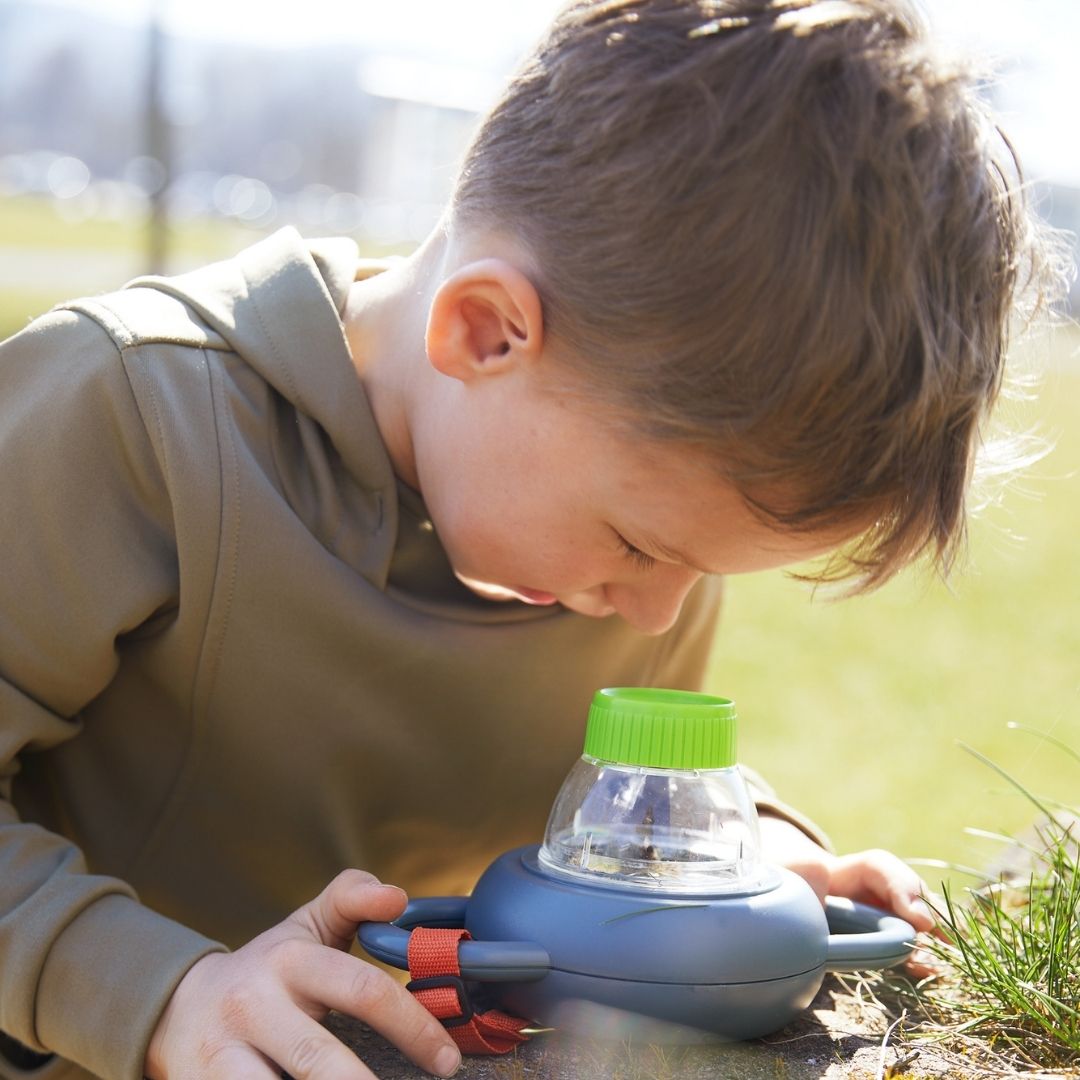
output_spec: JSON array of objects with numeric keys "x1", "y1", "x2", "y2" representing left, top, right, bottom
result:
[
  {"x1": 358, "y1": 845, "x2": 915, "y2": 1043},
  {"x1": 489, "y1": 965, "x2": 824, "y2": 1044}
]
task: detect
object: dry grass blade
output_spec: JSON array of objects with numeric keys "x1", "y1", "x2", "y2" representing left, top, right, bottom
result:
[{"x1": 873, "y1": 1010, "x2": 906, "y2": 1080}]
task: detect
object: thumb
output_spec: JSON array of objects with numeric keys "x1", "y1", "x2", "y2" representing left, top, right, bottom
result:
[{"x1": 291, "y1": 869, "x2": 408, "y2": 949}]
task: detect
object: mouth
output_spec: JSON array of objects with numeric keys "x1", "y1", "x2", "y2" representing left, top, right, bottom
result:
[
  {"x1": 511, "y1": 586, "x2": 560, "y2": 606},
  {"x1": 455, "y1": 574, "x2": 560, "y2": 606}
]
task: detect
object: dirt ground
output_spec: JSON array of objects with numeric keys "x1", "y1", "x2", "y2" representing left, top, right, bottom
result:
[{"x1": 321, "y1": 975, "x2": 998, "y2": 1080}]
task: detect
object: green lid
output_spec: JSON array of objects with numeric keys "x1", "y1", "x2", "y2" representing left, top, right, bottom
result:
[{"x1": 583, "y1": 687, "x2": 737, "y2": 770}]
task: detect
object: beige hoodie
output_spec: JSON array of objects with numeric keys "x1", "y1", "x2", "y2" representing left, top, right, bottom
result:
[{"x1": 0, "y1": 228, "x2": 822, "y2": 1079}]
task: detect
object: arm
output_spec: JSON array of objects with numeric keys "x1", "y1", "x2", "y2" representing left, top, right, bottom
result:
[
  {"x1": 758, "y1": 815, "x2": 934, "y2": 925},
  {"x1": 0, "y1": 312, "x2": 460, "y2": 1079},
  {"x1": 0, "y1": 310, "x2": 229, "y2": 1077},
  {"x1": 145, "y1": 872, "x2": 461, "y2": 1080},
  {"x1": 757, "y1": 814, "x2": 936, "y2": 975},
  {"x1": 742, "y1": 767, "x2": 936, "y2": 973}
]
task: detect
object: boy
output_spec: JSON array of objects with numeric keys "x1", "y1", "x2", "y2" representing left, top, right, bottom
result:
[{"x1": 0, "y1": 0, "x2": 1062, "y2": 1077}]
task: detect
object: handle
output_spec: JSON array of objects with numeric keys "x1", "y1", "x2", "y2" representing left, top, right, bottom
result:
[
  {"x1": 359, "y1": 894, "x2": 914, "y2": 979},
  {"x1": 824, "y1": 896, "x2": 916, "y2": 972},
  {"x1": 357, "y1": 896, "x2": 551, "y2": 983}
]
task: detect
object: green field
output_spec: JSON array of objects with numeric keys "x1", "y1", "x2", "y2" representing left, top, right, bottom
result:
[
  {"x1": 0, "y1": 191, "x2": 252, "y2": 255},
  {"x1": 0, "y1": 195, "x2": 408, "y2": 340},
  {"x1": 0, "y1": 195, "x2": 262, "y2": 339},
  {"x1": 3, "y1": 196, "x2": 1077, "y2": 896},
  {"x1": 713, "y1": 328, "x2": 1080, "y2": 892}
]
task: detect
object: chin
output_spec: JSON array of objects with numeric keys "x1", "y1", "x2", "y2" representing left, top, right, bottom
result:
[{"x1": 556, "y1": 597, "x2": 618, "y2": 620}]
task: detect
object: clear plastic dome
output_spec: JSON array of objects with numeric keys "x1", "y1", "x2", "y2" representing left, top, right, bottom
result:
[{"x1": 538, "y1": 754, "x2": 772, "y2": 894}]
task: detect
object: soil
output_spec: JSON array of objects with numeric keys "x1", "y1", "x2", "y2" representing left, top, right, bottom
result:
[{"x1": 321, "y1": 976, "x2": 985, "y2": 1080}]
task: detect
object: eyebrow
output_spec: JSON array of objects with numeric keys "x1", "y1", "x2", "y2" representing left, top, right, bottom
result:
[{"x1": 635, "y1": 532, "x2": 715, "y2": 576}]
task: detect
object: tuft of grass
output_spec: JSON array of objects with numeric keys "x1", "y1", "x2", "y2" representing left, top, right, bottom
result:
[
  {"x1": 903, "y1": 731, "x2": 1080, "y2": 1073},
  {"x1": 827, "y1": 728, "x2": 1080, "y2": 1077},
  {"x1": 922, "y1": 818, "x2": 1080, "y2": 1070}
]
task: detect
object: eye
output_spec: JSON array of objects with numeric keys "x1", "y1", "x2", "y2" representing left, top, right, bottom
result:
[{"x1": 615, "y1": 533, "x2": 658, "y2": 571}]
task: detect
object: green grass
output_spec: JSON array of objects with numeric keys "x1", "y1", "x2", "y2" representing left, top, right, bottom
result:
[
  {"x1": 707, "y1": 324, "x2": 1080, "y2": 895},
  {"x1": 0, "y1": 287, "x2": 74, "y2": 339},
  {"x1": 0, "y1": 192, "x2": 254, "y2": 257},
  {"x1": 0, "y1": 195, "x2": 263, "y2": 340},
  {"x1": 0, "y1": 195, "x2": 416, "y2": 340},
  {"x1": 928, "y1": 834, "x2": 1080, "y2": 1067}
]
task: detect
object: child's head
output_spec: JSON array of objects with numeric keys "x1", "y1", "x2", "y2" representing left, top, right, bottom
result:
[{"x1": 447, "y1": 0, "x2": 1064, "y2": 592}]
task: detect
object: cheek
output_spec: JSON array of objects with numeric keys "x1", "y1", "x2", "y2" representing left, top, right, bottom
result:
[
  {"x1": 425, "y1": 473, "x2": 590, "y2": 585},
  {"x1": 431, "y1": 499, "x2": 522, "y2": 579}
]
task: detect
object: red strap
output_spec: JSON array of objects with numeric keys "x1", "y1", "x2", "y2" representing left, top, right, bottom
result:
[{"x1": 407, "y1": 927, "x2": 532, "y2": 1055}]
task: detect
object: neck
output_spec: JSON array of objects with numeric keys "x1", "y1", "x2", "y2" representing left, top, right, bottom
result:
[{"x1": 342, "y1": 225, "x2": 450, "y2": 492}]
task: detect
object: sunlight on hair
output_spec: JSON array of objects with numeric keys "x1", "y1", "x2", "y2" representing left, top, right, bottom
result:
[
  {"x1": 689, "y1": 16, "x2": 750, "y2": 38},
  {"x1": 772, "y1": 0, "x2": 869, "y2": 36}
]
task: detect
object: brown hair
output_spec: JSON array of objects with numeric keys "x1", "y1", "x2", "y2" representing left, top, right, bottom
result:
[{"x1": 451, "y1": 0, "x2": 1070, "y2": 591}]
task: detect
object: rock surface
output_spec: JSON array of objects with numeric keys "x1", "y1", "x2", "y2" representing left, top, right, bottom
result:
[{"x1": 322, "y1": 977, "x2": 966, "y2": 1079}]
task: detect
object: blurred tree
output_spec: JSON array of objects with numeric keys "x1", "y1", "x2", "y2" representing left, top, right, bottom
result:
[{"x1": 145, "y1": 0, "x2": 170, "y2": 273}]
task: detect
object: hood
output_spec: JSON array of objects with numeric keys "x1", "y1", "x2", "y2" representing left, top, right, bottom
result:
[{"x1": 124, "y1": 226, "x2": 395, "y2": 499}]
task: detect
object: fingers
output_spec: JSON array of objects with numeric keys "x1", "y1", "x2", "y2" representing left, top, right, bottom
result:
[
  {"x1": 768, "y1": 842, "x2": 946, "y2": 982},
  {"x1": 830, "y1": 849, "x2": 934, "y2": 925},
  {"x1": 253, "y1": 1006, "x2": 381, "y2": 1080},
  {"x1": 264, "y1": 928, "x2": 460, "y2": 1080},
  {"x1": 198, "y1": 1042, "x2": 284, "y2": 1080},
  {"x1": 194, "y1": 951, "x2": 461, "y2": 1080},
  {"x1": 905, "y1": 942, "x2": 943, "y2": 980},
  {"x1": 285, "y1": 945, "x2": 462, "y2": 1078},
  {"x1": 270, "y1": 870, "x2": 461, "y2": 1078},
  {"x1": 291, "y1": 869, "x2": 408, "y2": 950},
  {"x1": 146, "y1": 876, "x2": 461, "y2": 1080},
  {"x1": 902, "y1": 898, "x2": 937, "y2": 933},
  {"x1": 826, "y1": 850, "x2": 946, "y2": 980}
]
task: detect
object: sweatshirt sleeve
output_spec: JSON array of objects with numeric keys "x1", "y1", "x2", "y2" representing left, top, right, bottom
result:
[{"x1": 0, "y1": 311, "x2": 226, "y2": 1079}]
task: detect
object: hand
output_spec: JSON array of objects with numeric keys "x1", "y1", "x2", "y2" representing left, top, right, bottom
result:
[
  {"x1": 145, "y1": 870, "x2": 462, "y2": 1079},
  {"x1": 758, "y1": 815, "x2": 939, "y2": 978}
]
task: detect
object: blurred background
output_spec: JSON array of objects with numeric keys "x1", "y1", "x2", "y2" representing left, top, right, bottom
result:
[{"x1": 1, "y1": 0, "x2": 1077, "y2": 892}]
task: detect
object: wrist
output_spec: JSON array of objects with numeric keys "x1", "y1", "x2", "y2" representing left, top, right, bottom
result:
[
  {"x1": 144, "y1": 1015, "x2": 168, "y2": 1080},
  {"x1": 758, "y1": 814, "x2": 837, "y2": 902},
  {"x1": 144, "y1": 952, "x2": 221, "y2": 1079}
]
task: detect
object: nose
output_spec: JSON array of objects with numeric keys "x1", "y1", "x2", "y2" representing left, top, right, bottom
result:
[{"x1": 605, "y1": 566, "x2": 703, "y2": 636}]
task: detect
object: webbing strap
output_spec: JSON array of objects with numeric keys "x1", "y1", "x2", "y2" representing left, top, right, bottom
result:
[{"x1": 407, "y1": 927, "x2": 532, "y2": 1055}]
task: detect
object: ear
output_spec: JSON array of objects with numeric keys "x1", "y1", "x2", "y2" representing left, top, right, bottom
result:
[{"x1": 425, "y1": 259, "x2": 544, "y2": 382}]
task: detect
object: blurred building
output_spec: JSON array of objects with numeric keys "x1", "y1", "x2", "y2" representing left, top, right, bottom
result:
[
  {"x1": 0, "y1": 0, "x2": 1076, "y2": 311},
  {"x1": 0, "y1": 0, "x2": 505, "y2": 247},
  {"x1": 1037, "y1": 183, "x2": 1080, "y2": 313}
]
